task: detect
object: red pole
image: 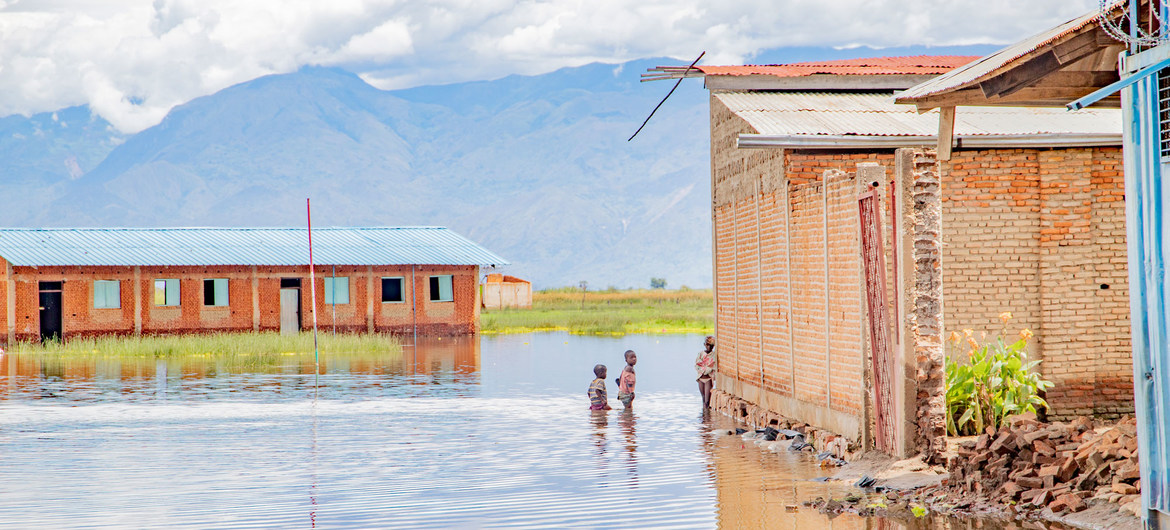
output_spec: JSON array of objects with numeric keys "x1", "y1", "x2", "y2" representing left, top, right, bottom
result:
[{"x1": 307, "y1": 199, "x2": 319, "y2": 373}]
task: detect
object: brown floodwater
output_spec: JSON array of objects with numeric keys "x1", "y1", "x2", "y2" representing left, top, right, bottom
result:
[{"x1": 0, "y1": 333, "x2": 1065, "y2": 528}]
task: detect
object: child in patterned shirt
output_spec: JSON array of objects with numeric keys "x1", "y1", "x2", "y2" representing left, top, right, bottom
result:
[{"x1": 588, "y1": 364, "x2": 612, "y2": 410}]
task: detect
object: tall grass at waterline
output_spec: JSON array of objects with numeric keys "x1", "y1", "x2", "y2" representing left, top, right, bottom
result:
[
  {"x1": 8, "y1": 331, "x2": 402, "y2": 357},
  {"x1": 482, "y1": 288, "x2": 714, "y2": 335}
]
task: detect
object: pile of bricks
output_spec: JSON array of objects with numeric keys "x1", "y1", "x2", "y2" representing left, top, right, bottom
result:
[{"x1": 947, "y1": 413, "x2": 1141, "y2": 516}]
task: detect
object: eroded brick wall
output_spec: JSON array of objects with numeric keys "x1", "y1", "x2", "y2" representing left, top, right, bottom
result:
[{"x1": 1, "y1": 264, "x2": 480, "y2": 343}]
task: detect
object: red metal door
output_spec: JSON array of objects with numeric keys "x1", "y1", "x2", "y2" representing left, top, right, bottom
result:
[{"x1": 859, "y1": 186, "x2": 897, "y2": 454}]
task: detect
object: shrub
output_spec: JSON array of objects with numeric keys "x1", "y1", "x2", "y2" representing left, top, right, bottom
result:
[{"x1": 945, "y1": 312, "x2": 1053, "y2": 437}]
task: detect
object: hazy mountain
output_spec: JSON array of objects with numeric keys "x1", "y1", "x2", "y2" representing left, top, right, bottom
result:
[{"x1": 0, "y1": 46, "x2": 996, "y2": 289}]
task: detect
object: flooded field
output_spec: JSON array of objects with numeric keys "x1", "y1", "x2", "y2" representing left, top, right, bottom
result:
[{"x1": 0, "y1": 333, "x2": 1030, "y2": 528}]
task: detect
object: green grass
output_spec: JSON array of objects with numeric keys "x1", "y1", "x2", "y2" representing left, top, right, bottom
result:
[
  {"x1": 481, "y1": 288, "x2": 713, "y2": 335},
  {"x1": 7, "y1": 331, "x2": 402, "y2": 358}
]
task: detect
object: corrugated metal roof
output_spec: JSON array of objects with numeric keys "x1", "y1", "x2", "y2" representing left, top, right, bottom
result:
[
  {"x1": 896, "y1": 5, "x2": 1118, "y2": 102},
  {"x1": 716, "y1": 92, "x2": 1121, "y2": 137},
  {"x1": 697, "y1": 56, "x2": 978, "y2": 78},
  {"x1": 0, "y1": 227, "x2": 509, "y2": 267}
]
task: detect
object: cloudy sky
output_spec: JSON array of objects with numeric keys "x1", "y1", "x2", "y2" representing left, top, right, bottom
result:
[{"x1": 0, "y1": 0, "x2": 1097, "y2": 133}]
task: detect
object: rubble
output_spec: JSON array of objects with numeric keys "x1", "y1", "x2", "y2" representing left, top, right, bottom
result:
[{"x1": 947, "y1": 413, "x2": 1143, "y2": 517}]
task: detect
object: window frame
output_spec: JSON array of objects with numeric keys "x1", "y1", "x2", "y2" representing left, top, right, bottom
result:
[
  {"x1": 154, "y1": 278, "x2": 181, "y2": 307},
  {"x1": 323, "y1": 276, "x2": 350, "y2": 305},
  {"x1": 203, "y1": 278, "x2": 229, "y2": 307},
  {"x1": 381, "y1": 276, "x2": 406, "y2": 303},
  {"x1": 93, "y1": 280, "x2": 121, "y2": 309},
  {"x1": 428, "y1": 275, "x2": 454, "y2": 302}
]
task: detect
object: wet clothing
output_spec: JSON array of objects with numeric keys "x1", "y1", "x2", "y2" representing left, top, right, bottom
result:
[
  {"x1": 618, "y1": 368, "x2": 636, "y2": 394},
  {"x1": 588, "y1": 378, "x2": 608, "y2": 410},
  {"x1": 695, "y1": 349, "x2": 715, "y2": 381},
  {"x1": 618, "y1": 368, "x2": 636, "y2": 408}
]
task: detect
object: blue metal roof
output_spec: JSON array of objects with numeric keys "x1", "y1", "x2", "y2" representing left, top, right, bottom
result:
[{"x1": 0, "y1": 227, "x2": 509, "y2": 267}]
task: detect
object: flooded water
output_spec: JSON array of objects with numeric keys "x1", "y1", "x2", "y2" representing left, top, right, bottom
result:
[{"x1": 0, "y1": 333, "x2": 1026, "y2": 528}]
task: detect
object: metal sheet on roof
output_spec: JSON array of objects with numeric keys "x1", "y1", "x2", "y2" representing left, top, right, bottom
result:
[
  {"x1": 697, "y1": 56, "x2": 978, "y2": 78},
  {"x1": 896, "y1": 6, "x2": 1114, "y2": 102},
  {"x1": 0, "y1": 227, "x2": 509, "y2": 267},
  {"x1": 715, "y1": 92, "x2": 1121, "y2": 137}
]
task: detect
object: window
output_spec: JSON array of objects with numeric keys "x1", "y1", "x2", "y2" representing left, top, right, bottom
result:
[
  {"x1": 93, "y1": 280, "x2": 120, "y2": 309},
  {"x1": 203, "y1": 278, "x2": 229, "y2": 307},
  {"x1": 429, "y1": 275, "x2": 453, "y2": 302},
  {"x1": 381, "y1": 277, "x2": 405, "y2": 303},
  {"x1": 323, "y1": 277, "x2": 349, "y2": 304},
  {"x1": 154, "y1": 279, "x2": 180, "y2": 306}
]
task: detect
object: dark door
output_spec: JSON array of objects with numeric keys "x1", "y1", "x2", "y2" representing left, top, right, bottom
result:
[{"x1": 39, "y1": 281, "x2": 63, "y2": 342}]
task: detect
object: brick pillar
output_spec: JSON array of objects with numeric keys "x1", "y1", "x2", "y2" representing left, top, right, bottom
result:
[
  {"x1": 5, "y1": 261, "x2": 14, "y2": 345},
  {"x1": 251, "y1": 266, "x2": 260, "y2": 332},
  {"x1": 901, "y1": 148, "x2": 946, "y2": 462},
  {"x1": 133, "y1": 266, "x2": 142, "y2": 334}
]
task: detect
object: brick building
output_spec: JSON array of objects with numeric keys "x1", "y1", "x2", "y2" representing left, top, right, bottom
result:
[
  {"x1": 480, "y1": 274, "x2": 532, "y2": 309},
  {"x1": 0, "y1": 227, "x2": 508, "y2": 343},
  {"x1": 649, "y1": 55, "x2": 1130, "y2": 455}
]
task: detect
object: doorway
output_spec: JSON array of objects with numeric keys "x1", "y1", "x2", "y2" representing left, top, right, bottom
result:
[
  {"x1": 279, "y1": 278, "x2": 301, "y2": 335},
  {"x1": 39, "y1": 281, "x2": 63, "y2": 342}
]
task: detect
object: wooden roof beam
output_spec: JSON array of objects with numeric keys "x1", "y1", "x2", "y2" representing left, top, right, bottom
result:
[{"x1": 978, "y1": 31, "x2": 1108, "y2": 99}]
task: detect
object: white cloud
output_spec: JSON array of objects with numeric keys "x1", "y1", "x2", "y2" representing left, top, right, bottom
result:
[{"x1": 0, "y1": 0, "x2": 1098, "y2": 133}]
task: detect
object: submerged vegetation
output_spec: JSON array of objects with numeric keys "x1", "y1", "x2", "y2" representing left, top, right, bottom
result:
[
  {"x1": 481, "y1": 287, "x2": 714, "y2": 335},
  {"x1": 7, "y1": 331, "x2": 401, "y2": 358}
]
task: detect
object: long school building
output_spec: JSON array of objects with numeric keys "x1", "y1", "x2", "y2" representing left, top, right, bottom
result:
[{"x1": 0, "y1": 227, "x2": 508, "y2": 343}]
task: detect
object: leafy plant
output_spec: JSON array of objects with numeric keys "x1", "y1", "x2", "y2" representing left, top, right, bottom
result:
[
  {"x1": 945, "y1": 312, "x2": 1053, "y2": 436},
  {"x1": 649, "y1": 277, "x2": 667, "y2": 289}
]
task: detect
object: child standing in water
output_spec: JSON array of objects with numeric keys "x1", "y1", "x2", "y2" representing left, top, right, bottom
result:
[
  {"x1": 588, "y1": 364, "x2": 612, "y2": 410},
  {"x1": 695, "y1": 336, "x2": 716, "y2": 409},
  {"x1": 617, "y1": 350, "x2": 637, "y2": 409}
]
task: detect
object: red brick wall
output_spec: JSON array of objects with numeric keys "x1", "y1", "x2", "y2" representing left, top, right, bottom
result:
[
  {"x1": 1, "y1": 263, "x2": 480, "y2": 343},
  {"x1": 711, "y1": 94, "x2": 1133, "y2": 429},
  {"x1": 942, "y1": 148, "x2": 1132, "y2": 419}
]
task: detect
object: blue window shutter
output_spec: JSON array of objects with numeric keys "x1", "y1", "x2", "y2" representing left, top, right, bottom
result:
[
  {"x1": 337, "y1": 278, "x2": 349, "y2": 304},
  {"x1": 324, "y1": 278, "x2": 334, "y2": 304},
  {"x1": 439, "y1": 276, "x2": 453, "y2": 301},
  {"x1": 166, "y1": 279, "x2": 180, "y2": 306},
  {"x1": 108, "y1": 281, "x2": 120, "y2": 308},
  {"x1": 214, "y1": 278, "x2": 228, "y2": 306}
]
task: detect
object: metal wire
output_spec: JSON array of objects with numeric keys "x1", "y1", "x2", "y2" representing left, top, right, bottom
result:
[{"x1": 1099, "y1": 0, "x2": 1168, "y2": 47}]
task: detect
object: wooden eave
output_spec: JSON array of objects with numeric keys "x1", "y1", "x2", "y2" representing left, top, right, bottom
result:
[{"x1": 899, "y1": 24, "x2": 1126, "y2": 110}]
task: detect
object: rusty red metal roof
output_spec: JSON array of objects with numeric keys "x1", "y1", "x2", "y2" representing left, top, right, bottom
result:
[{"x1": 695, "y1": 56, "x2": 979, "y2": 78}]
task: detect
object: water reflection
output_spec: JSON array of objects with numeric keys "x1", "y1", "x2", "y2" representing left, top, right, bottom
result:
[
  {"x1": 0, "y1": 336, "x2": 480, "y2": 402},
  {"x1": 0, "y1": 333, "x2": 1004, "y2": 528}
]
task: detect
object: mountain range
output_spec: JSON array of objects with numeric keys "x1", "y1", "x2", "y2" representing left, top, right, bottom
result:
[{"x1": 0, "y1": 46, "x2": 994, "y2": 288}]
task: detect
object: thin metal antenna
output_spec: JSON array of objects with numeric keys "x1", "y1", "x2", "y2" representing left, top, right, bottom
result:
[{"x1": 628, "y1": 51, "x2": 705, "y2": 142}]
